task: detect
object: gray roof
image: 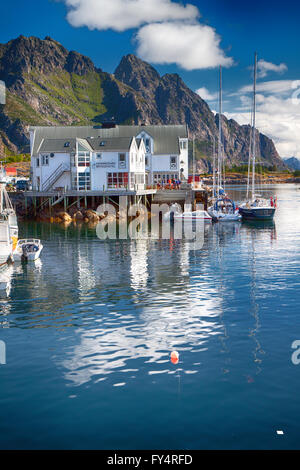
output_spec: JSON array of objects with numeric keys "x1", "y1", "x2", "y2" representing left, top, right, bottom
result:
[
  {"x1": 31, "y1": 124, "x2": 188, "y2": 156},
  {"x1": 86, "y1": 136, "x2": 134, "y2": 152},
  {"x1": 39, "y1": 138, "x2": 77, "y2": 153}
]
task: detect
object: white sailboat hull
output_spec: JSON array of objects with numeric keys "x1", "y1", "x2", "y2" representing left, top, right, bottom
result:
[{"x1": 208, "y1": 207, "x2": 242, "y2": 222}]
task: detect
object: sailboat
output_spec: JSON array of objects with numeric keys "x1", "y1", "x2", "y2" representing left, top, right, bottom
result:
[
  {"x1": 239, "y1": 53, "x2": 276, "y2": 221},
  {"x1": 208, "y1": 67, "x2": 242, "y2": 222},
  {"x1": 0, "y1": 172, "x2": 18, "y2": 264}
]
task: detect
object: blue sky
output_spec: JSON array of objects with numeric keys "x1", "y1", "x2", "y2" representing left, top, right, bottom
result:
[{"x1": 1, "y1": 0, "x2": 300, "y2": 157}]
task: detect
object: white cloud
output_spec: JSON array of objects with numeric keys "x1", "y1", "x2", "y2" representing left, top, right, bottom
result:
[
  {"x1": 64, "y1": 0, "x2": 199, "y2": 32},
  {"x1": 257, "y1": 59, "x2": 287, "y2": 78},
  {"x1": 63, "y1": 0, "x2": 233, "y2": 71},
  {"x1": 136, "y1": 22, "x2": 233, "y2": 70},
  {"x1": 196, "y1": 87, "x2": 218, "y2": 101},
  {"x1": 239, "y1": 79, "x2": 300, "y2": 95},
  {"x1": 226, "y1": 85, "x2": 300, "y2": 158}
]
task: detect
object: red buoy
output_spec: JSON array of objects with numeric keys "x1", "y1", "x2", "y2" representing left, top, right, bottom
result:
[{"x1": 170, "y1": 351, "x2": 179, "y2": 364}]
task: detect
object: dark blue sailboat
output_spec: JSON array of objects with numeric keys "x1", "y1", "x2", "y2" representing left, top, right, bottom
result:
[{"x1": 239, "y1": 53, "x2": 277, "y2": 222}]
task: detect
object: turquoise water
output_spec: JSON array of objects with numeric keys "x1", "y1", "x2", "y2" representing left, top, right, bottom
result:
[{"x1": 0, "y1": 184, "x2": 300, "y2": 449}]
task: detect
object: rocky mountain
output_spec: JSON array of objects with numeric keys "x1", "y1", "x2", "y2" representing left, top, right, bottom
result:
[
  {"x1": 283, "y1": 157, "x2": 300, "y2": 171},
  {"x1": 0, "y1": 35, "x2": 285, "y2": 170}
]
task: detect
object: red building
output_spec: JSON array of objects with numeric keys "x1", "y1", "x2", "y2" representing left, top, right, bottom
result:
[{"x1": 5, "y1": 167, "x2": 17, "y2": 177}]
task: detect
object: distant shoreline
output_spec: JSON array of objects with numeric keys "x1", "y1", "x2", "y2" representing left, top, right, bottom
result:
[{"x1": 202, "y1": 176, "x2": 300, "y2": 185}]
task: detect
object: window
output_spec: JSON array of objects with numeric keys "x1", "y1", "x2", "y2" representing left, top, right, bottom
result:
[
  {"x1": 36, "y1": 157, "x2": 40, "y2": 167},
  {"x1": 153, "y1": 172, "x2": 179, "y2": 184},
  {"x1": 42, "y1": 155, "x2": 49, "y2": 166},
  {"x1": 170, "y1": 156, "x2": 177, "y2": 169},
  {"x1": 72, "y1": 171, "x2": 91, "y2": 190},
  {"x1": 145, "y1": 138, "x2": 151, "y2": 153},
  {"x1": 64, "y1": 142, "x2": 70, "y2": 148},
  {"x1": 145, "y1": 156, "x2": 149, "y2": 166},
  {"x1": 107, "y1": 172, "x2": 128, "y2": 188},
  {"x1": 135, "y1": 174, "x2": 145, "y2": 184},
  {"x1": 78, "y1": 152, "x2": 90, "y2": 167},
  {"x1": 118, "y1": 153, "x2": 126, "y2": 168},
  {"x1": 180, "y1": 140, "x2": 187, "y2": 150}
]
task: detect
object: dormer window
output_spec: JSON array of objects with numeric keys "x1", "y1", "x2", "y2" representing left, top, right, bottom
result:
[
  {"x1": 100, "y1": 141, "x2": 106, "y2": 147},
  {"x1": 64, "y1": 142, "x2": 70, "y2": 148}
]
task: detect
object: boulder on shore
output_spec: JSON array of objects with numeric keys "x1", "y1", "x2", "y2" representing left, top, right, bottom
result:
[
  {"x1": 57, "y1": 211, "x2": 72, "y2": 222},
  {"x1": 74, "y1": 211, "x2": 84, "y2": 220},
  {"x1": 86, "y1": 209, "x2": 100, "y2": 222}
]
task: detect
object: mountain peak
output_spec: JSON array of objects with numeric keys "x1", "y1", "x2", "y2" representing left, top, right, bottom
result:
[
  {"x1": 0, "y1": 35, "x2": 285, "y2": 170},
  {"x1": 65, "y1": 50, "x2": 96, "y2": 75},
  {"x1": 114, "y1": 54, "x2": 160, "y2": 99}
]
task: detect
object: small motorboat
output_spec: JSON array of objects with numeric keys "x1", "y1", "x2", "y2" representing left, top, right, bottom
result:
[
  {"x1": 13, "y1": 239, "x2": 43, "y2": 262},
  {"x1": 163, "y1": 204, "x2": 212, "y2": 222},
  {"x1": 173, "y1": 210, "x2": 212, "y2": 221}
]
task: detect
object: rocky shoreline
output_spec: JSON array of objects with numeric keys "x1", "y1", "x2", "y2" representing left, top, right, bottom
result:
[{"x1": 203, "y1": 176, "x2": 300, "y2": 185}]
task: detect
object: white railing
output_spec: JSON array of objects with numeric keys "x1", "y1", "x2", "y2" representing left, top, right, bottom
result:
[{"x1": 42, "y1": 163, "x2": 70, "y2": 191}]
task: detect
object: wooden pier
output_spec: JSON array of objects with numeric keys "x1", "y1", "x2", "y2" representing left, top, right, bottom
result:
[{"x1": 9, "y1": 185, "x2": 210, "y2": 219}]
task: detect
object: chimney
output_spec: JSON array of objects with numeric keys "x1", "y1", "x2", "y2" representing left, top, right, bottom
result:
[{"x1": 101, "y1": 117, "x2": 117, "y2": 129}]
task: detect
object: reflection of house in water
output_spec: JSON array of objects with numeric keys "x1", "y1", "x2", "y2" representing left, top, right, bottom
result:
[
  {"x1": 130, "y1": 240, "x2": 149, "y2": 291},
  {"x1": 0, "y1": 266, "x2": 13, "y2": 322},
  {"x1": 61, "y1": 235, "x2": 224, "y2": 386}
]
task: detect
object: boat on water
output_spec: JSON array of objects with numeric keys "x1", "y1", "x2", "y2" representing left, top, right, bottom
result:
[
  {"x1": 173, "y1": 210, "x2": 212, "y2": 221},
  {"x1": 13, "y1": 239, "x2": 43, "y2": 262},
  {"x1": 209, "y1": 195, "x2": 242, "y2": 222},
  {"x1": 239, "y1": 198, "x2": 276, "y2": 221},
  {"x1": 0, "y1": 180, "x2": 18, "y2": 263},
  {"x1": 207, "y1": 67, "x2": 241, "y2": 223},
  {"x1": 0, "y1": 264, "x2": 13, "y2": 296},
  {"x1": 163, "y1": 204, "x2": 212, "y2": 222},
  {"x1": 239, "y1": 53, "x2": 276, "y2": 222}
]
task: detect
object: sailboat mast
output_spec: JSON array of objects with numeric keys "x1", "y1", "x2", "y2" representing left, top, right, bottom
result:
[
  {"x1": 247, "y1": 106, "x2": 253, "y2": 199},
  {"x1": 212, "y1": 136, "x2": 216, "y2": 198},
  {"x1": 0, "y1": 183, "x2": 3, "y2": 213},
  {"x1": 218, "y1": 66, "x2": 222, "y2": 191},
  {"x1": 252, "y1": 52, "x2": 257, "y2": 200},
  {"x1": 192, "y1": 135, "x2": 195, "y2": 186}
]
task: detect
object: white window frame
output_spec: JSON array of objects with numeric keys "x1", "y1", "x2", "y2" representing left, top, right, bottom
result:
[
  {"x1": 170, "y1": 156, "x2": 177, "y2": 169},
  {"x1": 118, "y1": 153, "x2": 126, "y2": 169}
]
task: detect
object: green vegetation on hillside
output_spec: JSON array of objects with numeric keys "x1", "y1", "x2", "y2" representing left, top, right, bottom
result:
[
  {"x1": 0, "y1": 153, "x2": 30, "y2": 163},
  {"x1": 5, "y1": 69, "x2": 108, "y2": 127}
]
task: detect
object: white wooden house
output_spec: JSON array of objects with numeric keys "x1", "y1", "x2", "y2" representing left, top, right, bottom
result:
[{"x1": 30, "y1": 125, "x2": 188, "y2": 191}]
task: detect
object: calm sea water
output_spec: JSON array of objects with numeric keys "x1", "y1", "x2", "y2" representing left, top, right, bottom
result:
[{"x1": 0, "y1": 184, "x2": 300, "y2": 450}]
